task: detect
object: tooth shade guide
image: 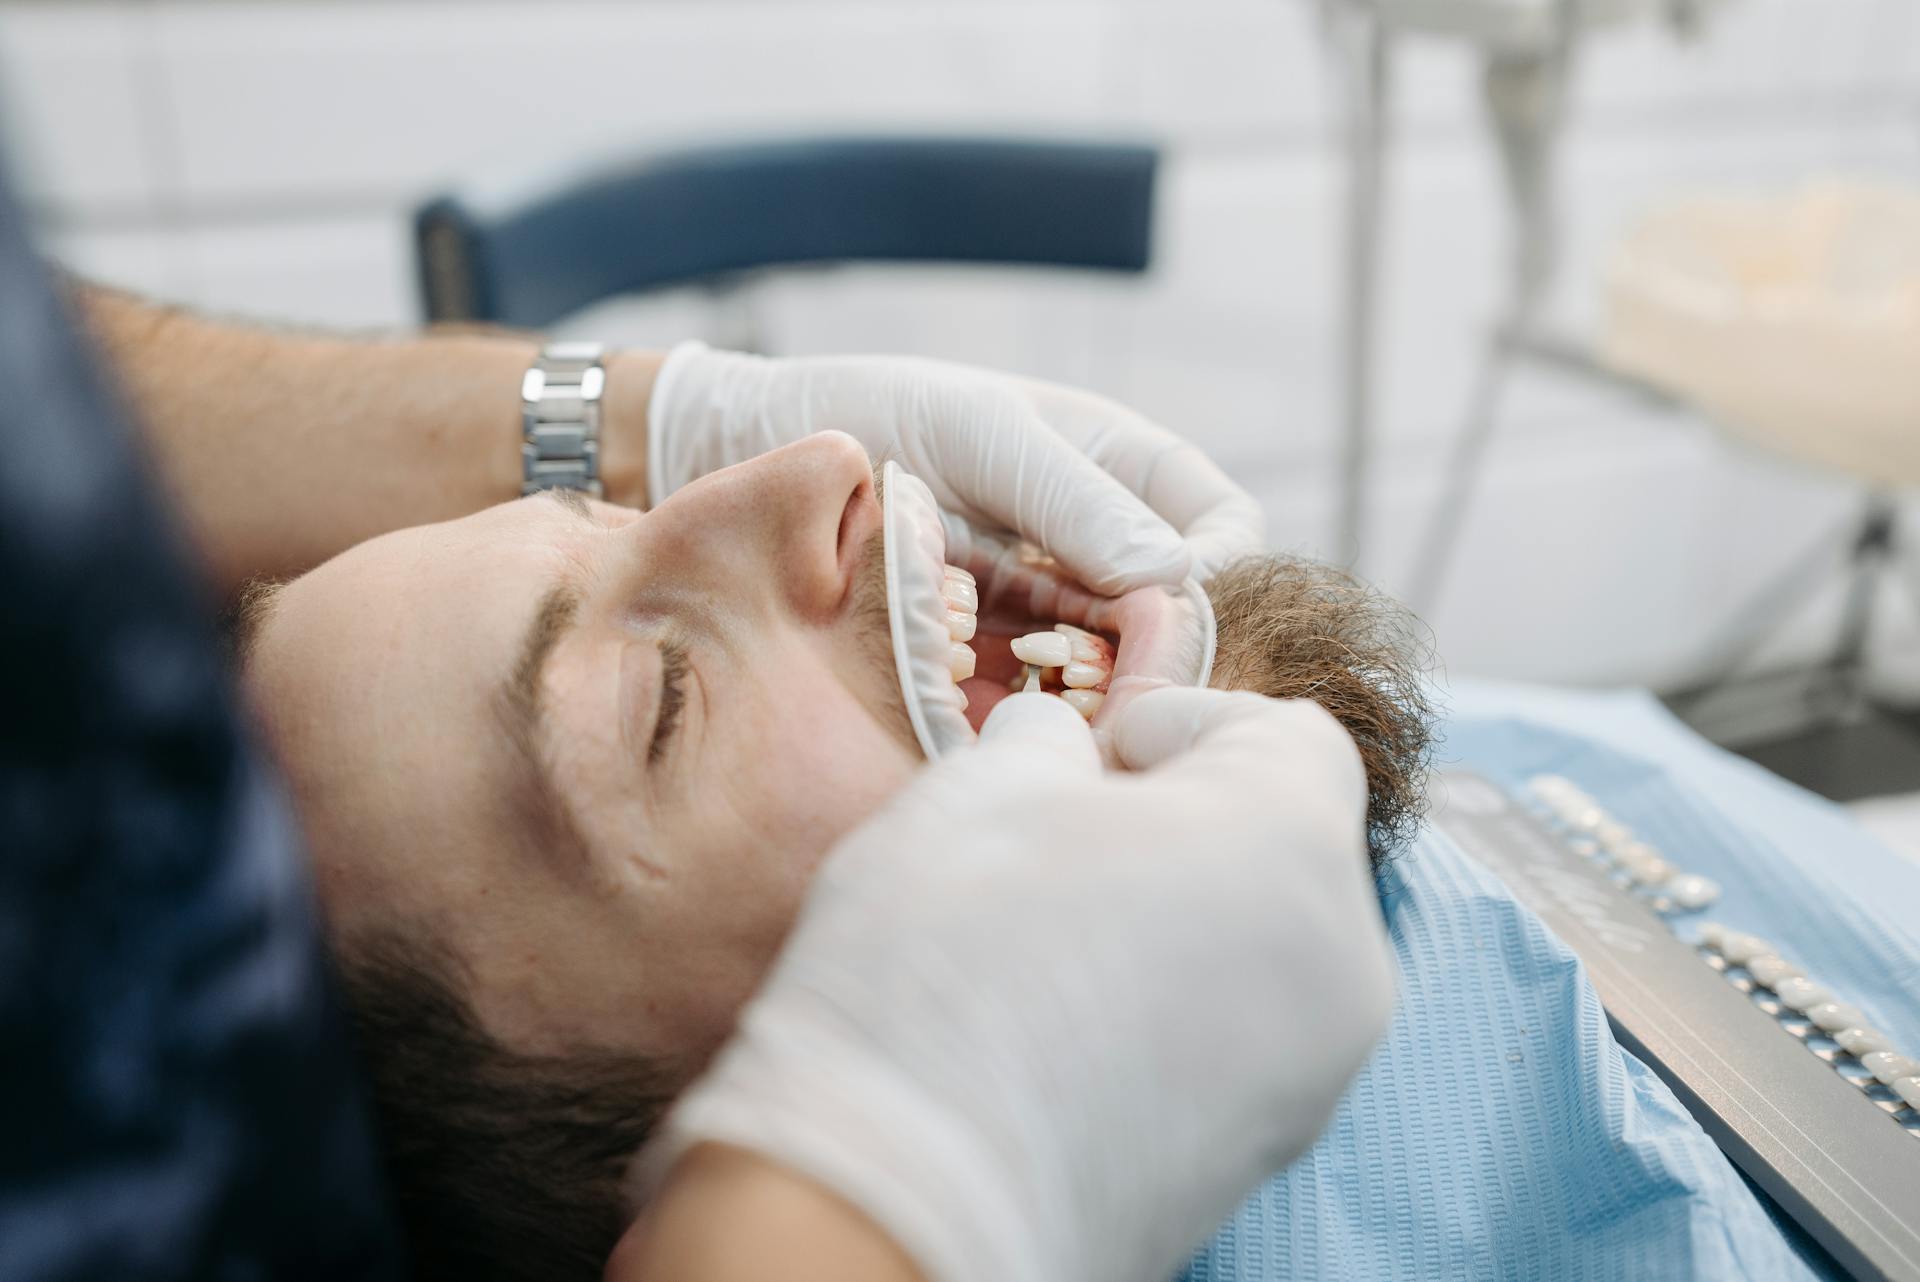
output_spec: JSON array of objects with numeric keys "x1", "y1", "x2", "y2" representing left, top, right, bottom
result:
[{"x1": 1010, "y1": 631, "x2": 1072, "y2": 668}]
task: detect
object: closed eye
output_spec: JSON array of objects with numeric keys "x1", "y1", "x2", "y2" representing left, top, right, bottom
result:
[{"x1": 649, "y1": 637, "x2": 690, "y2": 766}]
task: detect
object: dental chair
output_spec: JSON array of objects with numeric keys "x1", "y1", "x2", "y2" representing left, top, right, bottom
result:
[{"x1": 413, "y1": 135, "x2": 1158, "y2": 343}]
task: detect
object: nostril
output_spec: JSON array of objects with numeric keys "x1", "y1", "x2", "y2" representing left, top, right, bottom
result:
[{"x1": 834, "y1": 477, "x2": 880, "y2": 570}]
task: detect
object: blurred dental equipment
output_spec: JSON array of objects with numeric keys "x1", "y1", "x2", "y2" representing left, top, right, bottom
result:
[
  {"x1": 1317, "y1": 0, "x2": 1717, "y2": 581},
  {"x1": 1174, "y1": 683, "x2": 1920, "y2": 1282},
  {"x1": 1602, "y1": 180, "x2": 1920, "y2": 732}
]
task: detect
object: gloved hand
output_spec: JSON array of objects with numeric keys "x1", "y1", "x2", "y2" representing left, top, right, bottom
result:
[
  {"x1": 629, "y1": 687, "x2": 1396, "y2": 1282},
  {"x1": 646, "y1": 342, "x2": 1266, "y2": 592}
]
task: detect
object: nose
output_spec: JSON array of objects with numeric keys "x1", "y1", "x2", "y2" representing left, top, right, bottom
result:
[{"x1": 645, "y1": 432, "x2": 879, "y2": 620}]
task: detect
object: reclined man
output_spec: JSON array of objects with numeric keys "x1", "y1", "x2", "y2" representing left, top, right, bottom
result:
[
  {"x1": 80, "y1": 285, "x2": 1413, "y2": 1282},
  {"x1": 229, "y1": 431, "x2": 1434, "y2": 1280}
]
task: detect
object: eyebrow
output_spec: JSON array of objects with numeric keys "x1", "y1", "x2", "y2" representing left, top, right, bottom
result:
[{"x1": 495, "y1": 582, "x2": 591, "y2": 870}]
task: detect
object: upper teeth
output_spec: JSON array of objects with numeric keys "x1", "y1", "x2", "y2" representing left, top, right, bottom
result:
[{"x1": 944, "y1": 565, "x2": 978, "y2": 679}]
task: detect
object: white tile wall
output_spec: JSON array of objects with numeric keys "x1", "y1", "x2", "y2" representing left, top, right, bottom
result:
[{"x1": 3, "y1": 0, "x2": 1917, "y2": 690}]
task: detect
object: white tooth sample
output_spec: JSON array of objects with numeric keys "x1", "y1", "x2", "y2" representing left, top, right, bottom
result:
[
  {"x1": 945, "y1": 608, "x2": 977, "y2": 642},
  {"x1": 1745, "y1": 955, "x2": 1801, "y2": 989},
  {"x1": 1061, "y1": 660, "x2": 1107, "y2": 689},
  {"x1": 1009, "y1": 631, "x2": 1072, "y2": 668},
  {"x1": 943, "y1": 564, "x2": 975, "y2": 585},
  {"x1": 949, "y1": 643, "x2": 976, "y2": 682},
  {"x1": 1594, "y1": 819, "x2": 1633, "y2": 849},
  {"x1": 1772, "y1": 976, "x2": 1828, "y2": 1012},
  {"x1": 1860, "y1": 1050, "x2": 1919, "y2": 1086},
  {"x1": 1053, "y1": 623, "x2": 1111, "y2": 661},
  {"x1": 1060, "y1": 688, "x2": 1104, "y2": 720},
  {"x1": 1663, "y1": 874, "x2": 1720, "y2": 911},
  {"x1": 1698, "y1": 922, "x2": 1729, "y2": 952},
  {"x1": 1835, "y1": 1026, "x2": 1893, "y2": 1057},
  {"x1": 1893, "y1": 1075, "x2": 1920, "y2": 1111},
  {"x1": 1806, "y1": 1002, "x2": 1868, "y2": 1033},
  {"x1": 942, "y1": 577, "x2": 979, "y2": 613},
  {"x1": 1718, "y1": 932, "x2": 1773, "y2": 967},
  {"x1": 1621, "y1": 852, "x2": 1674, "y2": 886},
  {"x1": 1751, "y1": 955, "x2": 1804, "y2": 990}
]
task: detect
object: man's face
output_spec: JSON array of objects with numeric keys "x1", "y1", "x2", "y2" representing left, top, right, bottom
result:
[{"x1": 247, "y1": 432, "x2": 920, "y2": 1066}]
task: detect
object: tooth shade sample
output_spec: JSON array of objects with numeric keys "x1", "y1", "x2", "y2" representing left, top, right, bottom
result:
[
  {"x1": 945, "y1": 608, "x2": 977, "y2": 642},
  {"x1": 1745, "y1": 955, "x2": 1801, "y2": 989},
  {"x1": 1806, "y1": 1002, "x2": 1868, "y2": 1033},
  {"x1": 1893, "y1": 1076, "x2": 1920, "y2": 1111},
  {"x1": 1663, "y1": 874, "x2": 1719, "y2": 910},
  {"x1": 949, "y1": 643, "x2": 977, "y2": 681},
  {"x1": 1053, "y1": 623, "x2": 1110, "y2": 661},
  {"x1": 1835, "y1": 1027, "x2": 1893, "y2": 1057},
  {"x1": 1621, "y1": 853, "x2": 1673, "y2": 886},
  {"x1": 1772, "y1": 977, "x2": 1828, "y2": 1012},
  {"x1": 1718, "y1": 932, "x2": 1773, "y2": 967},
  {"x1": 942, "y1": 577, "x2": 978, "y2": 613},
  {"x1": 1060, "y1": 689, "x2": 1104, "y2": 720},
  {"x1": 1010, "y1": 632, "x2": 1072, "y2": 667},
  {"x1": 1698, "y1": 922, "x2": 1729, "y2": 952},
  {"x1": 1594, "y1": 820, "x2": 1633, "y2": 849},
  {"x1": 1062, "y1": 661, "x2": 1106, "y2": 689},
  {"x1": 1860, "y1": 1051, "x2": 1918, "y2": 1086},
  {"x1": 943, "y1": 564, "x2": 975, "y2": 585}
]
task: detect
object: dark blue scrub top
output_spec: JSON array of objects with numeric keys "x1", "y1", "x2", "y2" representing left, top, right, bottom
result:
[{"x1": 0, "y1": 158, "x2": 402, "y2": 1278}]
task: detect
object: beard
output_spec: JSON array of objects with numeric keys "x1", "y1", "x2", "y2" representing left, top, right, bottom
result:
[{"x1": 1205, "y1": 555, "x2": 1437, "y2": 869}]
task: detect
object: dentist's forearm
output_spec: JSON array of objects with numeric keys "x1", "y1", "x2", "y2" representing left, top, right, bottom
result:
[
  {"x1": 608, "y1": 1145, "x2": 927, "y2": 1282},
  {"x1": 72, "y1": 282, "x2": 661, "y2": 594}
]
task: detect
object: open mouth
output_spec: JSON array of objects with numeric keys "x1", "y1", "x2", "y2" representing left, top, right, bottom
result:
[{"x1": 881, "y1": 461, "x2": 1216, "y2": 760}]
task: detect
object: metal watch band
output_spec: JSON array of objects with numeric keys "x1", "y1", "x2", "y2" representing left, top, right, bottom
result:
[{"x1": 520, "y1": 341, "x2": 606, "y2": 498}]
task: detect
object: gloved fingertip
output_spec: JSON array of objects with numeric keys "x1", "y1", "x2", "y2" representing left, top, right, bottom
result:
[
  {"x1": 1062, "y1": 527, "x2": 1191, "y2": 596},
  {"x1": 977, "y1": 692, "x2": 1103, "y2": 773}
]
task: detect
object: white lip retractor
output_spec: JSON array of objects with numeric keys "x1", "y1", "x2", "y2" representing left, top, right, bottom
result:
[
  {"x1": 882, "y1": 459, "x2": 1218, "y2": 761},
  {"x1": 881, "y1": 462, "x2": 975, "y2": 759}
]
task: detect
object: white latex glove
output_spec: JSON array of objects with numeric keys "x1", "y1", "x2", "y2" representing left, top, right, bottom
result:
[
  {"x1": 647, "y1": 341, "x2": 1267, "y2": 592},
  {"x1": 630, "y1": 687, "x2": 1396, "y2": 1282}
]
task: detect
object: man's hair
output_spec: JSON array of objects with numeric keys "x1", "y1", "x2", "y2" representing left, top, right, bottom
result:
[
  {"x1": 334, "y1": 927, "x2": 677, "y2": 1282},
  {"x1": 1205, "y1": 554, "x2": 1437, "y2": 865}
]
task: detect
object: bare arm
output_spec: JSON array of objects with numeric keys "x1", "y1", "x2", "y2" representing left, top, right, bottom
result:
[
  {"x1": 605, "y1": 1145, "x2": 927, "y2": 1282},
  {"x1": 73, "y1": 283, "x2": 663, "y2": 595}
]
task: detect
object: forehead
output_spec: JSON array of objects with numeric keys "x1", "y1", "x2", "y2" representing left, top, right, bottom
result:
[{"x1": 246, "y1": 500, "x2": 588, "y2": 856}]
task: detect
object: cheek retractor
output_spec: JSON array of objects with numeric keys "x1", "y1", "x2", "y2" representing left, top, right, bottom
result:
[{"x1": 882, "y1": 462, "x2": 978, "y2": 759}]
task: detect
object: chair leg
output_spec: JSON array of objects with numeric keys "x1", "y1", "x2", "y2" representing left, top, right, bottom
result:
[
  {"x1": 1408, "y1": 333, "x2": 1516, "y2": 616},
  {"x1": 1668, "y1": 506, "x2": 1874, "y2": 718},
  {"x1": 1408, "y1": 39, "x2": 1571, "y2": 617},
  {"x1": 1332, "y1": 5, "x2": 1393, "y2": 566},
  {"x1": 1810, "y1": 492, "x2": 1899, "y2": 720}
]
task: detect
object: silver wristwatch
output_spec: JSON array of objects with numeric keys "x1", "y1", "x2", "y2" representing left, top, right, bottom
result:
[{"x1": 520, "y1": 342, "x2": 606, "y2": 497}]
